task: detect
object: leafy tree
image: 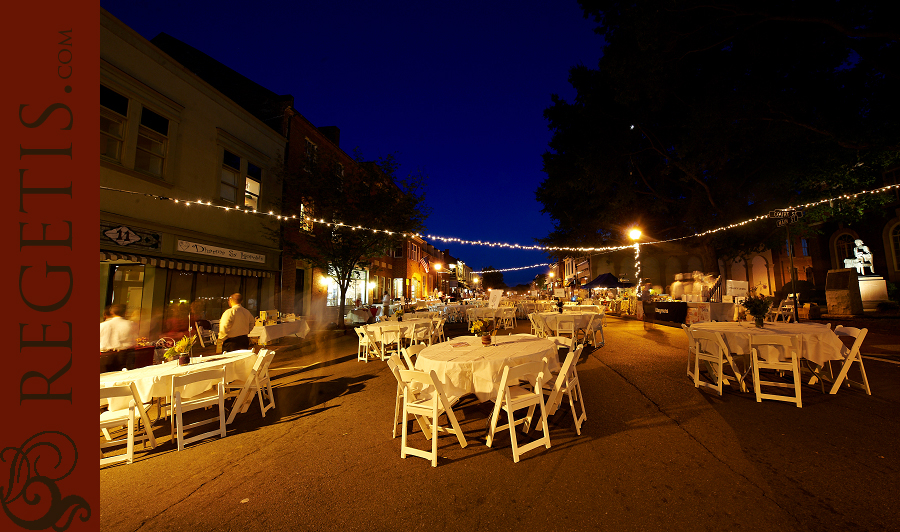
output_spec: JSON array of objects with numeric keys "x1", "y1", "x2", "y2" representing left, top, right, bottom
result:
[
  {"x1": 280, "y1": 152, "x2": 429, "y2": 329},
  {"x1": 533, "y1": 273, "x2": 548, "y2": 290},
  {"x1": 538, "y1": 0, "x2": 899, "y2": 263},
  {"x1": 481, "y1": 267, "x2": 506, "y2": 290}
]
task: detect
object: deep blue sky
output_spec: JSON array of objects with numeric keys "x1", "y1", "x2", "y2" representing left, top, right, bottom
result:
[{"x1": 101, "y1": 0, "x2": 601, "y2": 286}]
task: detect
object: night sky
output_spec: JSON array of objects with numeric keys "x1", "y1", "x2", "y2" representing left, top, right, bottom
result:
[{"x1": 100, "y1": 0, "x2": 601, "y2": 286}]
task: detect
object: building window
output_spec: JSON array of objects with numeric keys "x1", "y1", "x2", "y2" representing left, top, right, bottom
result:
[
  {"x1": 245, "y1": 163, "x2": 261, "y2": 210},
  {"x1": 134, "y1": 107, "x2": 168, "y2": 177},
  {"x1": 801, "y1": 238, "x2": 809, "y2": 257},
  {"x1": 100, "y1": 85, "x2": 128, "y2": 162},
  {"x1": 220, "y1": 149, "x2": 263, "y2": 209},
  {"x1": 305, "y1": 139, "x2": 317, "y2": 164},
  {"x1": 835, "y1": 234, "x2": 855, "y2": 267},
  {"x1": 221, "y1": 150, "x2": 241, "y2": 204}
]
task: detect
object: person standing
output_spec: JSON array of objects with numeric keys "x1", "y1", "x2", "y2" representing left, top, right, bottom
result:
[
  {"x1": 381, "y1": 290, "x2": 391, "y2": 317},
  {"x1": 218, "y1": 293, "x2": 254, "y2": 353},
  {"x1": 100, "y1": 304, "x2": 137, "y2": 352}
]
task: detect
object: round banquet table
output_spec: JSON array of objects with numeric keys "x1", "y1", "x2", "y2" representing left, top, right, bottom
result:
[
  {"x1": 690, "y1": 322, "x2": 846, "y2": 367},
  {"x1": 100, "y1": 349, "x2": 258, "y2": 410},
  {"x1": 466, "y1": 307, "x2": 506, "y2": 320},
  {"x1": 538, "y1": 312, "x2": 599, "y2": 335},
  {"x1": 365, "y1": 318, "x2": 432, "y2": 343},
  {"x1": 562, "y1": 304, "x2": 601, "y2": 313},
  {"x1": 414, "y1": 335, "x2": 559, "y2": 402}
]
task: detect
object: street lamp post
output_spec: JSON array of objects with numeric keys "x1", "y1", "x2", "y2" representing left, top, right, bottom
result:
[{"x1": 629, "y1": 228, "x2": 642, "y2": 284}]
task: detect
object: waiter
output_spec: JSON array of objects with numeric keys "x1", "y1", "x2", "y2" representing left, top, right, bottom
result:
[{"x1": 218, "y1": 293, "x2": 254, "y2": 353}]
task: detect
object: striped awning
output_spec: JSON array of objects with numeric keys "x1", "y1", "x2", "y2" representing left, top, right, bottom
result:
[{"x1": 100, "y1": 251, "x2": 273, "y2": 277}]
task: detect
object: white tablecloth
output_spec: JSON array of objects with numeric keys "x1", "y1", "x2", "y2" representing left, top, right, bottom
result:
[
  {"x1": 100, "y1": 350, "x2": 257, "y2": 410},
  {"x1": 249, "y1": 319, "x2": 310, "y2": 345},
  {"x1": 562, "y1": 304, "x2": 601, "y2": 313},
  {"x1": 466, "y1": 307, "x2": 505, "y2": 320},
  {"x1": 690, "y1": 322, "x2": 846, "y2": 367},
  {"x1": 347, "y1": 309, "x2": 374, "y2": 324},
  {"x1": 366, "y1": 318, "x2": 432, "y2": 343},
  {"x1": 538, "y1": 312, "x2": 600, "y2": 334},
  {"x1": 415, "y1": 335, "x2": 559, "y2": 401}
]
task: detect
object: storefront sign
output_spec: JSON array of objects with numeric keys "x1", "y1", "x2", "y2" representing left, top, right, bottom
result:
[
  {"x1": 101, "y1": 222, "x2": 161, "y2": 250},
  {"x1": 177, "y1": 240, "x2": 265, "y2": 263}
]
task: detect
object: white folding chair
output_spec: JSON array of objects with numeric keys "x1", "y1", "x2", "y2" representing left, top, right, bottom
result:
[
  {"x1": 355, "y1": 326, "x2": 374, "y2": 362},
  {"x1": 501, "y1": 307, "x2": 516, "y2": 329},
  {"x1": 537, "y1": 346, "x2": 586, "y2": 435},
  {"x1": 361, "y1": 326, "x2": 386, "y2": 361},
  {"x1": 485, "y1": 360, "x2": 551, "y2": 463},
  {"x1": 527, "y1": 313, "x2": 539, "y2": 336},
  {"x1": 750, "y1": 334, "x2": 802, "y2": 407},
  {"x1": 170, "y1": 368, "x2": 227, "y2": 451},
  {"x1": 432, "y1": 317, "x2": 446, "y2": 344},
  {"x1": 398, "y1": 368, "x2": 468, "y2": 467},
  {"x1": 386, "y1": 354, "x2": 431, "y2": 439},
  {"x1": 225, "y1": 349, "x2": 276, "y2": 424},
  {"x1": 379, "y1": 323, "x2": 403, "y2": 359},
  {"x1": 682, "y1": 324, "x2": 697, "y2": 379},
  {"x1": 692, "y1": 329, "x2": 741, "y2": 395},
  {"x1": 555, "y1": 315, "x2": 576, "y2": 341},
  {"x1": 575, "y1": 314, "x2": 597, "y2": 348},
  {"x1": 412, "y1": 321, "x2": 433, "y2": 346},
  {"x1": 827, "y1": 326, "x2": 870, "y2": 395},
  {"x1": 100, "y1": 383, "x2": 157, "y2": 466},
  {"x1": 401, "y1": 343, "x2": 427, "y2": 370}
]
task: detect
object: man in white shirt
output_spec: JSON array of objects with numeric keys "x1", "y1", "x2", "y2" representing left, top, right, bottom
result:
[
  {"x1": 218, "y1": 293, "x2": 254, "y2": 353},
  {"x1": 100, "y1": 304, "x2": 137, "y2": 352}
]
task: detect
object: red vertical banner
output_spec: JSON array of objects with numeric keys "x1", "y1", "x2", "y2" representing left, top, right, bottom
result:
[{"x1": 1, "y1": 2, "x2": 99, "y2": 531}]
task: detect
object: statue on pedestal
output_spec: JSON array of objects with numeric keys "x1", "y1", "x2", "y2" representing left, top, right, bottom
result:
[{"x1": 843, "y1": 239, "x2": 875, "y2": 276}]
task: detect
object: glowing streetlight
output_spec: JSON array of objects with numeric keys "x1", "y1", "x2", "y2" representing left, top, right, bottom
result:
[{"x1": 628, "y1": 228, "x2": 642, "y2": 283}]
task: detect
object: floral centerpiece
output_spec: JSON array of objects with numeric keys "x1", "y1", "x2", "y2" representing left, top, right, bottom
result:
[
  {"x1": 470, "y1": 319, "x2": 494, "y2": 345},
  {"x1": 741, "y1": 293, "x2": 773, "y2": 328},
  {"x1": 393, "y1": 307, "x2": 404, "y2": 321},
  {"x1": 164, "y1": 334, "x2": 197, "y2": 365}
]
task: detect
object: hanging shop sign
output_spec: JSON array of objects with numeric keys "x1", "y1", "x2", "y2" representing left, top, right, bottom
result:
[
  {"x1": 101, "y1": 222, "x2": 161, "y2": 250},
  {"x1": 176, "y1": 239, "x2": 265, "y2": 263}
]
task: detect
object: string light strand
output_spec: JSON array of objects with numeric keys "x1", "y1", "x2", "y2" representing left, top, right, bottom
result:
[{"x1": 100, "y1": 183, "x2": 900, "y2": 252}]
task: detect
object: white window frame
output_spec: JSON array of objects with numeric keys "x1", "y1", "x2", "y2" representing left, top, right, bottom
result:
[
  {"x1": 100, "y1": 63, "x2": 182, "y2": 182},
  {"x1": 216, "y1": 129, "x2": 267, "y2": 210}
]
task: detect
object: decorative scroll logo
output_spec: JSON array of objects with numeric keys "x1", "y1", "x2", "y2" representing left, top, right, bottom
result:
[{"x1": 1, "y1": 431, "x2": 90, "y2": 530}]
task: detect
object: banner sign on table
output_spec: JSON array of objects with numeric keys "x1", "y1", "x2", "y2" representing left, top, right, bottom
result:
[
  {"x1": 726, "y1": 280, "x2": 748, "y2": 297},
  {"x1": 488, "y1": 289, "x2": 503, "y2": 308}
]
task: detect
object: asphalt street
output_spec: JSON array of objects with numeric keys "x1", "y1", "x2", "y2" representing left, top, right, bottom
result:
[{"x1": 99, "y1": 316, "x2": 900, "y2": 532}]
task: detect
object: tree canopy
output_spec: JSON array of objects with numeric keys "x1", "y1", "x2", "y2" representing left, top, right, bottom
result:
[
  {"x1": 281, "y1": 152, "x2": 429, "y2": 327},
  {"x1": 537, "y1": 0, "x2": 899, "y2": 261}
]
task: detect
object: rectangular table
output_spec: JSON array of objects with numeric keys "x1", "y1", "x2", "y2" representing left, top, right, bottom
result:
[
  {"x1": 249, "y1": 319, "x2": 310, "y2": 346},
  {"x1": 100, "y1": 350, "x2": 258, "y2": 411},
  {"x1": 690, "y1": 322, "x2": 847, "y2": 392}
]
